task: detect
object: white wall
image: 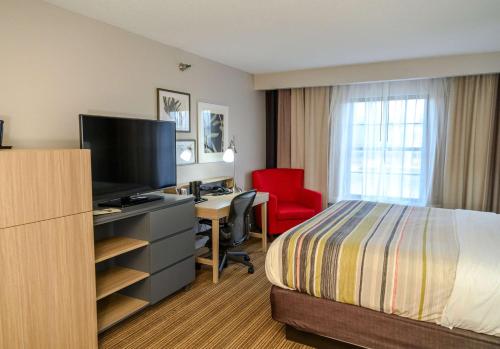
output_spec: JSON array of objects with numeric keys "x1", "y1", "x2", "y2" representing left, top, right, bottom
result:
[
  {"x1": 0, "y1": 0, "x2": 265, "y2": 188},
  {"x1": 254, "y1": 52, "x2": 500, "y2": 90}
]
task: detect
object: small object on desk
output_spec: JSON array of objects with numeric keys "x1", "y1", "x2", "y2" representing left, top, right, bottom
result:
[
  {"x1": 201, "y1": 184, "x2": 233, "y2": 196},
  {"x1": 0, "y1": 119, "x2": 11, "y2": 149},
  {"x1": 0, "y1": 119, "x2": 4, "y2": 146},
  {"x1": 190, "y1": 180, "x2": 202, "y2": 201},
  {"x1": 180, "y1": 188, "x2": 188, "y2": 195},
  {"x1": 93, "y1": 208, "x2": 122, "y2": 216}
]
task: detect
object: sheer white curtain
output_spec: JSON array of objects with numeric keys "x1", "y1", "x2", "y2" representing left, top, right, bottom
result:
[{"x1": 329, "y1": 79, "x2": 448, "y2": 206}]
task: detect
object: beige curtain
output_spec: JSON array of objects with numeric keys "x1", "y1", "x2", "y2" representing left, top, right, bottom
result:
[
  {"x1": 441, "y1": 74, "x2": 500, "y2": 212},
  {"x1": 490, "y1": 78, "x2": 500, "y2": 212},
  {"x1": 290, "y1": 87, "x2": 331, "y2": 207},
  {"x1": 291, "y1": 89, "x2": 305, "y2": 168},
  {"x1": 277, "y1": 89, "x2": 291, "y2": 168}
]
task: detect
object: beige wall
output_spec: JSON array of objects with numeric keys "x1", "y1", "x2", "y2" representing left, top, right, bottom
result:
[
  {"x1": 0, "y1": 0, "x2": 265, "y2": 188},
  {"x1": 254, "y1": 52, "x2": 500, "y2": 90}
]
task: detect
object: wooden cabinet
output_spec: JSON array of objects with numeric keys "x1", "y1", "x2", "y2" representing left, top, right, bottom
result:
[
  {"x1": 0, "y1": 150, "x2": 97, "y2": 349},
  {"x1": 0, "y1": 149, "x2": 92, "y2": 229}
]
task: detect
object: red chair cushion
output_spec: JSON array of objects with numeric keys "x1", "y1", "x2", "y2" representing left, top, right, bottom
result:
[{"x1": 278, "y1": 202, "x2": 316, "y2": 220}]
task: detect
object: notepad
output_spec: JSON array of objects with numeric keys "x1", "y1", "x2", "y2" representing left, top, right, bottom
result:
[{"x1": 93, "y1": 208, "x2": 122, "y2": 216}]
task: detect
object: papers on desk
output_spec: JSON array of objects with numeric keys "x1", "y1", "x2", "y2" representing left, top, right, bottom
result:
[{"x1": 92, "y1": 208, "x2": 122, "y2": 216}]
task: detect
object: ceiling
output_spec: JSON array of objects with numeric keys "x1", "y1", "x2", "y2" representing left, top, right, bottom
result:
[{"x1": 45, "y1": 0, "x2": 500, "y2": 74}]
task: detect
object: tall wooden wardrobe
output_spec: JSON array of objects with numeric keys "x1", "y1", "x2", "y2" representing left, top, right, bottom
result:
[{"x1": 0, "y1": 150, "x2": 97, "y2": 348}]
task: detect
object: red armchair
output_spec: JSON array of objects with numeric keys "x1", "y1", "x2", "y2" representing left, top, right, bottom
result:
[{"x1": 252, "y1": 168, "x2": 322, "y2": 235}]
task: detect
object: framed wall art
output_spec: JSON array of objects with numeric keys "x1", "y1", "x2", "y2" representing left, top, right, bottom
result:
[
  {"x1": 197, "y1": 102, "x2": 229, "y2": 163},
  {"x1": 157, "y1": 88, "x2": 190, "y2": 132},
  {"x1": 176, "y1": 139, "x2": 196, "y2": 165}
]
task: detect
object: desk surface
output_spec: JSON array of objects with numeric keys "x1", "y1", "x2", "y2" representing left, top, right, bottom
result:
[{"x1": 195, "y1": 192, "x2": 269, "y2": 220}]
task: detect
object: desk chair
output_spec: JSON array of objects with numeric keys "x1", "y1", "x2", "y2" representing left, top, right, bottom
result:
[{"x1": 203, "y1": 190, "x2": 257, "y2": 274}]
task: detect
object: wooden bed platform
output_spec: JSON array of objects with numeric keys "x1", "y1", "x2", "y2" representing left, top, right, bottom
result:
[{"x1": 271, "y1": 286, "x2": 500, "y2": 349}]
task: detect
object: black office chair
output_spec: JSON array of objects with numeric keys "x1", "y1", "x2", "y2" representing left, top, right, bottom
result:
[{"x1": 203, "y1": 190, "x2": 257, "y2": 274}]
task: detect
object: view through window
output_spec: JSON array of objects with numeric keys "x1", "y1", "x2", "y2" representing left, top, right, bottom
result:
[{"x1": 346, "y1": 96, "x2": 427, "y2": 204}]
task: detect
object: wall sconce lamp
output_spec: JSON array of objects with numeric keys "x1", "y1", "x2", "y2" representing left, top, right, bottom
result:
[{"x1": 178, "y1": 63, "x2": 191, "y2": 72}]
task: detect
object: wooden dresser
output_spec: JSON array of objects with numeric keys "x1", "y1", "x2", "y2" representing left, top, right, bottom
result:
[{"x1": 0, "y1": 150, "x2": 97, "y2": 348}]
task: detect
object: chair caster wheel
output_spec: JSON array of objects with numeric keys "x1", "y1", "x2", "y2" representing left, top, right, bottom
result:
[
  {"x1": 244, "y1": 255, "x2": 251, "y2": 262},
  {"x1": 248, "y1": 266, "x2": 254, "y2": 274}
]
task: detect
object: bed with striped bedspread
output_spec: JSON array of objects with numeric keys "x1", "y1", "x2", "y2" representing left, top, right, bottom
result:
[{"x1": 266, "y1": 200, "x2": 459, "y2": 324}]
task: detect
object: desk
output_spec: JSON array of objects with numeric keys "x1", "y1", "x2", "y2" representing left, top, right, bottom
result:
[{"x1": 195, "y1": 191, "x2": 269, "y2": 283}]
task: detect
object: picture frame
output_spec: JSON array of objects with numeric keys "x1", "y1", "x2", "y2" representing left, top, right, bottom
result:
[
  {"x1": 176, "y1": 139, "x2": 196, "y2": 165},
  {"x1": 198, "y1": 102, "x2": 229, "y2": 163},
  {"x1": 157, "y1": 88, "x2": 191, "y2": 132}
]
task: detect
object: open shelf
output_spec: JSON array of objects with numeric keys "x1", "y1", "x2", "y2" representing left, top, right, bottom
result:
[
  {"x1": 97, "y1": 293, "x2": 149, "y2": 333},
  {"x1": 96, "y1": 266, "x2": 149, "y2": 301},
  {"x1": 95, "y1": 236, "x2": 148, "y2": 263}
]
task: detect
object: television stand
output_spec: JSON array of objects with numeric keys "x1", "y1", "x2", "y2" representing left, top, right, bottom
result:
[{"x1": 98, "y1": 194, "x2": 163, "y2": 208}]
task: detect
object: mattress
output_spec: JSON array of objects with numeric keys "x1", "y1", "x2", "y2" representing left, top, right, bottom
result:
[{"x1": 266, "y1": 200, "x2": 500, "y2": 337}]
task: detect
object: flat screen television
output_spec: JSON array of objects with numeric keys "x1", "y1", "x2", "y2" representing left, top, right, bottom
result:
[{"x1": 79, "y1": 114, "x2": 176, "y2": 207}]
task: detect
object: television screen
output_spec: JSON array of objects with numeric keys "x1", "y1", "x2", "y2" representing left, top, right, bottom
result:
[{"x1": 79, "y1": 115, "x2": 176, "y2": 202}]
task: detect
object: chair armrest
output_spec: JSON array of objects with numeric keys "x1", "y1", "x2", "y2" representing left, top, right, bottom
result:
[
  {"x1": 267, "y1": 193, "x2": 278, "y2": 216},
  {"x1": 299, "y1": 188, "x2": 322, "y2": 212}
]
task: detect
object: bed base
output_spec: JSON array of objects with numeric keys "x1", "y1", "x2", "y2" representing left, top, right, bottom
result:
[
  {"x1": 271, "y1": 286, "x2": 500, "y2": 349},
  {"x1": 286, "y1": 325, "x2": 360, "y2": 349}
]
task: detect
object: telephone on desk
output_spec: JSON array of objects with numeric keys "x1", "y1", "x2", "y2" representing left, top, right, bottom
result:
[{"x1": 200, "y1": 184, "x2": 233, "y2": 196}]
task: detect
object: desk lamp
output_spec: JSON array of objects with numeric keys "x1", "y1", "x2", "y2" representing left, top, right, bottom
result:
[{"x1": 223, "y1": 136, "x2": 242, "y2": 192}]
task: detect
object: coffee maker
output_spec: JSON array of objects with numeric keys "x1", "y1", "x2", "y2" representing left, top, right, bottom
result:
[
  {"x1": 189, "y1": 181, "x2": 206, "y2": 203},
  {"x1": 0, "y1": 120, "x2": 4, "y2": 147}
]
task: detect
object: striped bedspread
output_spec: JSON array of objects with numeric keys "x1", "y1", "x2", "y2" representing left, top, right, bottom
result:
[{"x1": 266, "y1": 200, "x2": 459, "y2": 324}]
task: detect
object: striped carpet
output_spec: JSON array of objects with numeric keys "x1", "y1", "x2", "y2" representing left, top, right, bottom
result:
[{"x1": 99, "y1": 239, "x2": 311, "y2": 348}]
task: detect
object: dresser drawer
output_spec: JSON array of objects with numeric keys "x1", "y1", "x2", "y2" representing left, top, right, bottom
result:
[
  {"x1": 150, "y1": 229, "x2": 194, "y2": 273},
  {"x1": 150, "y1": 256, "x2": 195, "y2": 304},
  {"x1": 149, "y1": 202, "x2": 195, "y2": 241}
]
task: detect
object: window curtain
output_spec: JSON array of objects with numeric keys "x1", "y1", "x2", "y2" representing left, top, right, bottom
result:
[
  {"x1": 277, "y1": 89, "x2": 291, "y2": 168},
  {"x1": 290, "y1": 88, "x2": 305, "y2": 168},
  {"x1": 492, "y1": 83, "x2": 500, "y2": 213},
  {"x1": 329, "y1": 79, "x2": 448, "y2": 206},
  {"x1": 265, "y1": 90, "x2": 278, "y2": 168},
  {"x1": 293, "y1": 87, "x2": 331, "y2": 208},
  {"x1": 437, "y1": 74, "x2": 500, "y2": 212},
  {"x1": 274, "y1": 86, "x2": 331, "y2": 208}
]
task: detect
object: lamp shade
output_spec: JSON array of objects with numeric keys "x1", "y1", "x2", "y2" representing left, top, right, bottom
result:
[{"x1": 223, "y1": 148, "x2": 235, "y2": 163}]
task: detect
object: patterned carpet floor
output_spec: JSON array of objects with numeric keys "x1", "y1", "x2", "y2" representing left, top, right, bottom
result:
[{"x1": 99, "y1": 239, "x2": 310, "y2": 349}]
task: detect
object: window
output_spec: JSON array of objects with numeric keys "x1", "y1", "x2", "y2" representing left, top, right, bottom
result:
[
  {"x1": 329, "y1": 79, "x2": 448, "y2": 207},
  {"x1": 345, "y1": 96, "x2": 428, "y2": 205}
]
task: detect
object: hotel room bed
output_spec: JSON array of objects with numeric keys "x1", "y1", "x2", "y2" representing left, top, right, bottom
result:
[{"x1": 265, "y1": 200, "x2": 500, "y2": 348}]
